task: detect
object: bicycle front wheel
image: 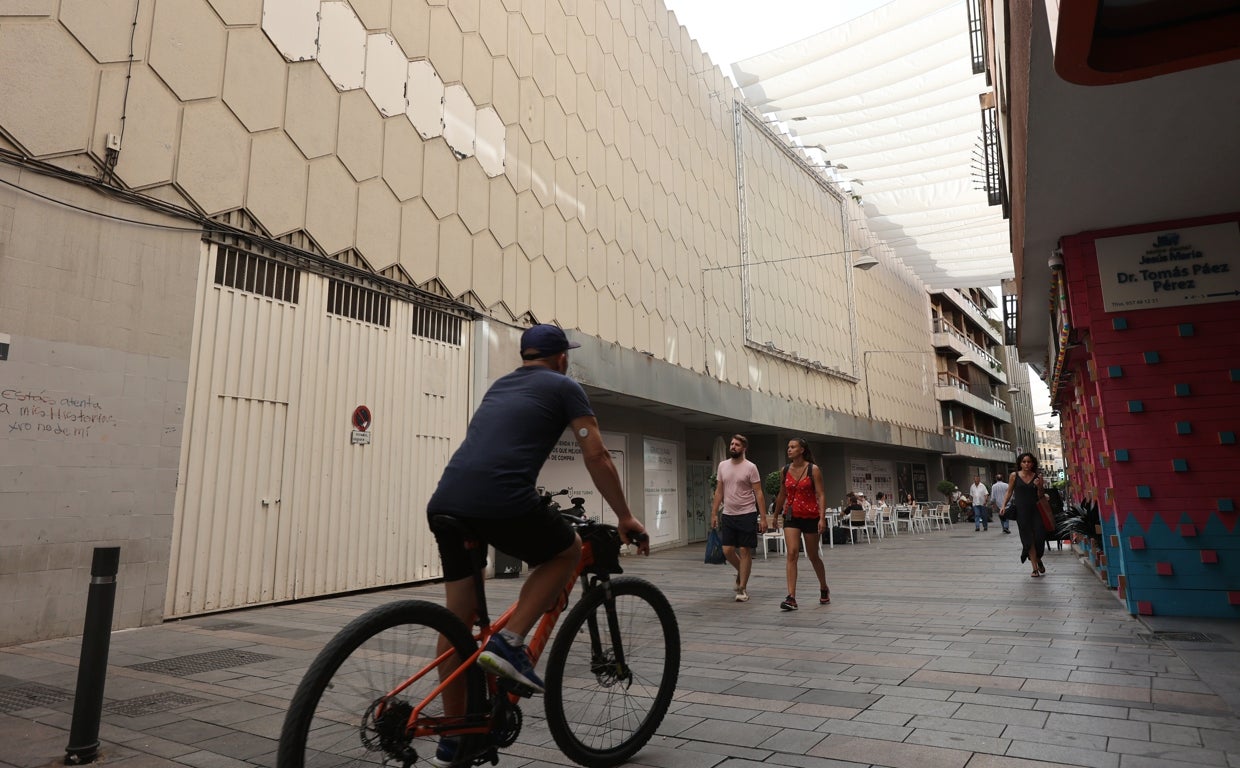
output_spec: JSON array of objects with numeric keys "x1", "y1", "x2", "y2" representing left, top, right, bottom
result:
[
  {"x1": 277, "y1": 599, "x2": 483, "y2": 768},
  {"x1": 543, "y1": 576, "x2": 680, "y2": 767}
]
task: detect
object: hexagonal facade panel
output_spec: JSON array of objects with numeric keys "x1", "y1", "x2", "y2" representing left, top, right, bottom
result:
[
  {"x1": 381, "y1": 118, "x2": 424, "y2": 201},
  {"x1": 223, "y1": 28, "x2": 288, "y2": 132},
  {"x1": 428, "y1": 7, "x2": 464, "y2": 85},
  {"x1": 529, "y1": 142, "x2": 555, "y2": 207},
  {"x1": 350, "y1": 0, "x2": 393, "y2": 30},
  {"x1": 262, "y1": 0, "x2": 319, "y2": 61},
  {"x1": 490, "y1": 59, "x2": 519, "y2": 124},
  {"x1": 149, "y1": 0, "x2": 227, "y2": 101},
  {"x1": 286, "y1": 62, "x2": 341, "y2": 159},
  {"x1": 247, "y1": 131, "x2": 308, "y2": 237},
  {"x1": 442, "y1": 84, "x2": 476, "y2": 158},
  {"x1": 111, "y1": 68, "x2": 181, "y2": 188},
  {"x1": 61, "y1": 0, "x2": 152, "y2": 64},
  {"x1": 475, "y1": 107, "x2": 506, "y2": 178},
  {"x1": 207, "y1": 0, "x2": 261, "y2": 25},
  {"x1": 422, "y1": 139, "x2": 461, "y2": 219},
  {"x1": 471, "y1": 231, "x2": 503, "y2": 307},
  {"x1": 516, "y1": 190, "x2": 543, "y2": 260},
  {"x1": 356, "y1": 179, "x2": 402, "y2": 267},
  {"x1": 437, "y1": 215, "x2": 473, "y2": 296},
  {"x1": 460, "y1": 35, "x2": 493, "y2": 106},
  {"x1": 448, "y1": 0, "x2": 480, "y2": 33},
  {"x1": 306, "y1": 156, "x2": 361, "y2": 255},
  {"x1": 0, "y1": 22, "x2": 98, "y2": 156},
  {"x1": 478, "y1": 0, "x2": 507, "y2": 56},
  {"x1": 399, "y1": 197, "x2": 440, "y2": 284},
  {"x1": 364, "y1": 33, "x2": 409, "y2": 117},
  {"x1": 318, "y1": 1, "x2": 366, "y2": 90},
  {"x1": 177, "y1": 101, "x2": 250, "y2": 215},
  {"x1": 543, "y1": 207, "x2": 567, "y2": 271},
  {"x1": 488, "y1": 176, "x2": 518, "y2": 248},
  {"x1": 337, "y1": 90, "x2": 384, "y2": 182},
  {"x1": 407, "y1": 60, "x2": 444, "y2": 139},
  {"x1": 456, "y1": 159, "x2": 490, "y2": 234},
  {"x1": 390, "y1": 0, "x2": 430, "y2": 60}
]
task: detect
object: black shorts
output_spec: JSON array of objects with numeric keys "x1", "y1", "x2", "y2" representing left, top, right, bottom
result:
[
  {"x1": 429, "y1": 502, "x2": 578, "y2": 582},
  {"x1": 719, "y1": 512, "x2": 758, "y2": 549},
  {"x1": 785, "y1": 516, "x2": 822, "y2": 534}
]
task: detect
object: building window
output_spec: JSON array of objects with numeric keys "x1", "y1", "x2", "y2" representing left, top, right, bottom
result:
[
  {"x1": 327, "y1": 279, "x2": 391, "y2": 327},
  {"x1": 412, "y1": 306, "x2": 463, "y2": 345},
  {"x1": 966, "y1": 0, "x2": 987, "y2": 75},
  {"x1": 214, "y1": 247, "x2": 299, "y2": 303}
]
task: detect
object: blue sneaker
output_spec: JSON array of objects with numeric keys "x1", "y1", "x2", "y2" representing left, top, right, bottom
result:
[
  {"x1": 477, "y1": 634, "x2": 544, "y2": 693},
  {"x1": 429, "y1": 737, "x2": 459, "y2": 767}
]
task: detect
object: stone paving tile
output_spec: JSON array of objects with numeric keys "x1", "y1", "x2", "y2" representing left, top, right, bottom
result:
[
  {"x1": 677, "y1": 718, "x2": 782, "y2": 748},
  {"x1": 1154, "y1": 722, "x2": 1207, "y2": 747},
  {"x1": 1116, "y1": 756, "x2": 1233, "y2": 768},
  {"x1": 624, "y1": 743, "x2": 725, "y2": 767},
  {"x1": 908, "y1": 714, "x2": 1005, "y2": 737},
  {"x1": 904, "y1": 727, "x2": 1010, "y2": 755},
  {"x1": 1003, "y1": 724, "x2": 1109, "y2": 751},
  {"x1": 809, "y1": 733, "x2": 970, "y2": 768},
  {"x1": 755, "y1": 725, "x2": 829, "y2": 754},
  {"x1": 190, "y1": 730, "x2": 277, "y2": 761},
  {"x1": 1153, "y1": 689, "x2": 1234, "y2": 714},
  {"x1": 1044, "y1": 711, "x2": 1150, "y2": 740},
  {"x1": 793, "y1": 688, "x2": 882, "y2": 709},
  {"x1": 171, "y1": 750, "x2": 252, "y2": 768},
  {"x1": 853, "y1": 709, "x2": 915, "y2": 726},
  {"x1": 1032, "y1": 699, "x2": 1131, "y2": 719},
  {"x1": 1106, "y1": 736, "x2": 1230, "y2": 766},
  {"x1": 1004, "y1": 738, "x2": 1119, "y2": 768},
  {"x1": 868, "y1": 695, "x2": 963, "y2": 717},
  {"x1": 1128, "y1": 708, "x2": 1240, "y2": 730},
  {"x1": 953, "y1": 703, "x2": 1050, "y2": 728},
  {"x1": 1202, "y1": 728, "x2": 1240, "y2": 751},
  {"x1": 751, "y1": 710, "x2": 829, "y2": 730},
  {"x1": 673, "y1": 702, "x2": 768, "y2": 723},
  {"x1": 964, "y1": 756, "x2": 1084, "y2": 768},
  {"x1": 814, "y1": 716, "x2": 912, "y2": 741}
]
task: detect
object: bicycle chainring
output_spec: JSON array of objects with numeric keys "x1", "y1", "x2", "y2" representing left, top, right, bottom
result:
[{"x1": 488, "y1": 701, "x2": 522, "y2": 747}]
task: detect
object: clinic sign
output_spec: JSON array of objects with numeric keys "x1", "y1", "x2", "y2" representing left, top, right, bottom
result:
[{"x1": 1096, "y1": 222, "x2": 1240, "y2": 312}]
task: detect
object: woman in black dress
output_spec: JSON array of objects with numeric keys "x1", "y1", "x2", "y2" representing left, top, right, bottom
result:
[{"x1": 1000, "y1": 452, "x2": 1047, "y2": 576}]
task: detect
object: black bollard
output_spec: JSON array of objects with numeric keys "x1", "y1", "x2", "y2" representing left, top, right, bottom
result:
[{"x1": 64, "y1": 546, "x2": 120, "y2": 765}]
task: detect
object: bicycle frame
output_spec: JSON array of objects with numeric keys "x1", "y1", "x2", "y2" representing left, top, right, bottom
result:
[{"x1": 390, "y1": 521, "x2": 623, "y2": 742}]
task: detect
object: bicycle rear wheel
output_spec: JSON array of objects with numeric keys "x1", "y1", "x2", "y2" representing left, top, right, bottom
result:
[
  {"x1": 543, "y1": 576, "x2": 680, "y2": 767},
  {"x1": 277, "y1": 600, "x2": 483, "y2": 768}
]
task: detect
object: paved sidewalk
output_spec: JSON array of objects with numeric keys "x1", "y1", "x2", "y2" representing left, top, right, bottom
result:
[{"x1": 3, "y1": 526, "x2": 1239, "y2": 768}]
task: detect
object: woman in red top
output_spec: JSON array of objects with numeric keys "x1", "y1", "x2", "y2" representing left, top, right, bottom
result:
[{"x1": 772, "y1": 438, "x2": 830, "y2": 611}]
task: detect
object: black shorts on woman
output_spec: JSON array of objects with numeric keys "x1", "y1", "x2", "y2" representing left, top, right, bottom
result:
[{"x1": 784, "y1": 516, "x2": 821, "y2": 534}]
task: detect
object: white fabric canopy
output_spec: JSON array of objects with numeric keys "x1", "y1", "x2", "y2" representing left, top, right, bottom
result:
[{"x1": 734, "y1": 0, "x2": 1014, "y2": 290}]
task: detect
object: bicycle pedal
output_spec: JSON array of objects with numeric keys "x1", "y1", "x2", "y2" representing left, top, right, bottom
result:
[{"x1": 497, "y1": 679, "x2": 536, "y2": 699}]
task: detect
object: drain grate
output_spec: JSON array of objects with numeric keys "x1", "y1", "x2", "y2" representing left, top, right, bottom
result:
[
  {"x1": 127, "y1": 649, "x2": 276, "y2": 677},
  {"x1": 0, "y1": 683, "x2": 72, "y2": 714},
  {"x1": 107, "y1": 691, "x2": 207, "y2": 717},
  {"x1": 1140, "y1": 631, "x2": 1223, "y2": 643}
]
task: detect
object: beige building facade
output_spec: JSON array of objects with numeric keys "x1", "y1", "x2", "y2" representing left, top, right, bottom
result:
[{"x1": 0, "y1": 0, "x2": 951, "y2": 644}]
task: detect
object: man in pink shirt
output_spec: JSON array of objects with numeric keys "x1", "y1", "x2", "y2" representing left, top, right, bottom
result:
[{"x1": 709, "y1": 434, "x2": 768, "y2": 602}]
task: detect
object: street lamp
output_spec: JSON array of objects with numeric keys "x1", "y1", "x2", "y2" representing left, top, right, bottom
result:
[{"x1": 863, "y1": 349, "x2": 933, "y2": 420}]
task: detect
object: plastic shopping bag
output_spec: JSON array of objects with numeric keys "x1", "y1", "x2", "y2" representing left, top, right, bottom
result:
[{"x1": 704, "y1": 528, "x2": 725, "y2": 564}]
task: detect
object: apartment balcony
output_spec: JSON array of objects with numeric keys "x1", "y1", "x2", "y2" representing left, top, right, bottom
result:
[
  {"x1": 945, "y1": 425, "x2": 1015, "y2": 462},
  {"x1": 938, "y1": 289, "x2": 1003, "y2": 346},
  {"x1": 935, "y1": 372, "x2": 1013, "y2": 423},
  {"x1": 932, "y1": 319, "x2": 1008, "y2": 384}
]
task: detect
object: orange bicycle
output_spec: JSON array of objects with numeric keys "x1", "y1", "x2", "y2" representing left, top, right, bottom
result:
[{"x1": 277, "y1": 492, "x2": 680, "y2": 768}]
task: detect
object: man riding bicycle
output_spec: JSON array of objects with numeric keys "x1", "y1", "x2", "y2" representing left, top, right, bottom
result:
[{"x1": 425, "y1": 324, "x2": 647, "y2": 766}]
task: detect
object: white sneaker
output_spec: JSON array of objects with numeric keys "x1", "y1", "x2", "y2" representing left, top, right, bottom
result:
[{"x1": 734, "y1": 589, "x2": 749, "y2": 602}]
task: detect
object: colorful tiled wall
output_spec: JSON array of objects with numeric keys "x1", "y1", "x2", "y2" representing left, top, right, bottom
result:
[{"x1": 1058, "y1": 213, "x2": 1239, "y2": 617}]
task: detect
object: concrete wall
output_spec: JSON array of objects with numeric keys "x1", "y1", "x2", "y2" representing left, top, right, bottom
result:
[{"x1": 0, "y1": 169, "x2": 201, "y2": 643}]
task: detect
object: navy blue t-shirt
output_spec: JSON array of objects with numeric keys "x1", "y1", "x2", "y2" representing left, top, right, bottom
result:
[{"x1": 428, "y1": 366, "x2": 594, "y2": 518}]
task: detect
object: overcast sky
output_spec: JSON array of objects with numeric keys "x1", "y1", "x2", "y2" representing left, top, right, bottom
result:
[{"x1": 661, "y1": 0, "x2": 1057, "y2": 427}]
